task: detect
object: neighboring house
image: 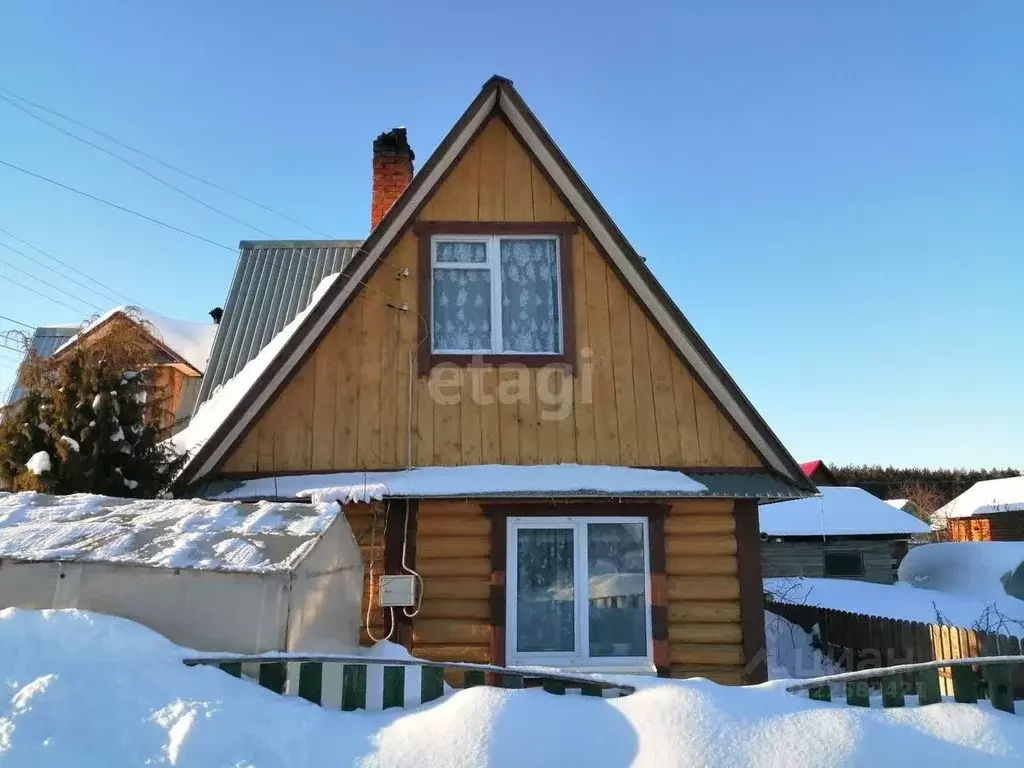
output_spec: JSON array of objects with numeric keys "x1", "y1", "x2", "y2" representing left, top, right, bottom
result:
[
  {"x1": 4, "y1": 306, "x2": 218, "y2": 435},
  {"x1": 800, "y1": 459, "x2": 839, "y2": 487},
  {"x1": 934, "y1": 476, "x2": 1024, "y2": 542},
  {"x1": 760, "y1": 486, "x2": 929, "y2": 584},
  {"x1": 171, "y1": 75, "x2": 817, "y2": 685}
]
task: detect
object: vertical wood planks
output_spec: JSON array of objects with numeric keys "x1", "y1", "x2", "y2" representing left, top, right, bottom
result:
[
  {"x1": 342, "y1": 664, "x2": 368, "y2": 711},
  {"x1": 421, "y1": 665, "x2": 445, "y2": 704},
  {"x1": 382, "y1": 666, "x2": 406, "y2": 709}
]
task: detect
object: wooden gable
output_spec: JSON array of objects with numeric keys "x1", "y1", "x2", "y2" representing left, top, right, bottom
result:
[{"x1": 218, "y1": 116, "x2": 763, "y2": 475}]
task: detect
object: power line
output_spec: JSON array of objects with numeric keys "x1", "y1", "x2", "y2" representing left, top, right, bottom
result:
[
  {"x1": 0, "y1": 255, "x2": 102, "y2": 311},
  {"x1": 0, "y1": 159, "x2": 237, "y2": 252},
  {"x1": 0, "y1": 273, "x2": 92, "y2": 315},
  {"x1": 0, "y1": 227, "x2": 141, "y2": 306},
  {"x1": 0, "y1": 86, "x2": 335, "y2": 239},
  {"x1": 0, "y1": 313, "x2": 33, "y2": 330},
  {"x1": 0, "y1": 94, "x2": 280, "y2": 240},
  {"x1": 0, "y1": 240, "x2": 121, "y2": 309}
]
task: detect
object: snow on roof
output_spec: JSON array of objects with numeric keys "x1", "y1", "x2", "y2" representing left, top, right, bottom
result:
[
  {"x1": 7, "y1": 607, "x2": 1024, "y2": 765},
  {"x1": 54, "y1": 306, "x2": 218, "y2": 373},
  {"x1": 0, "y1": 491, "x2": 341, "y2": 573},
  {"x1": 933, "y1": 476, "x2": 1024, "y2": 519},
  {"x1": 759, "y1": 486, "x2": 930, "y2": 537},
  {"x1": 885, "y1": 498, "x2": 910, "y2": 509},
  {"x1": 898, "y1": 542, "x2": 1024, "y2": 602},
  {"x1": 201, "y1": 464, "x2": 708, "y2": 503},
  {"x1": 170, "y1": 273, "x2": 339, "y2": 462},
  {"x1": 765, "y1": 575, "x2": 1024, "y2": 636}
]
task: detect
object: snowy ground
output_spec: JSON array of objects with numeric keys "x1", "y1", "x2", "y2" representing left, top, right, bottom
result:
[{"x1": 3, "y1": 610, "x2": 1024, "y2": 766}]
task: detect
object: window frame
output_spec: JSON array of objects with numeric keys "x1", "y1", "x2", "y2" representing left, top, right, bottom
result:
[
  {"x1": 415, "y1": 221, "x2": 577, "y2": 374},
  {"x1": 505, "y1": 514, "x2": 654, "y2": 670}
]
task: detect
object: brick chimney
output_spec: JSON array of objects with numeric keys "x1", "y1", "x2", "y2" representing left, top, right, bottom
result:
[{"x1": 371, "y1": 127, "x2": 414, "y2": 229}]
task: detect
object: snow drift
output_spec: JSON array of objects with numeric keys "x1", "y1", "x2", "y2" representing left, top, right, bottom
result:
[{"x1": 2, "y1": 609, "x2": 1024, "y2": 766}]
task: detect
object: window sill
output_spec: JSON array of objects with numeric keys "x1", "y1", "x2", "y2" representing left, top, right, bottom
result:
[
  {"x1": 507, "y1": 661, "x2": 658, "y2": 677},
  {"x1": 422, "y1": 353, "x2": 574, "y2": 374}
]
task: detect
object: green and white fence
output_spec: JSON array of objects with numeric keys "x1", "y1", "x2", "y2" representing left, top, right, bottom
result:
[
  {"x1": 183, "y1": 655, "x2": 636, "y2": 712},
  {"x1": 787, "y1": 655, "x2": 1024, "y2": 714}
]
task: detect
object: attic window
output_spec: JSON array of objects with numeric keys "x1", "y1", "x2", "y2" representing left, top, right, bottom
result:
[{"x1": 415, "y1": 222, "x2": 576, "y2": 371}]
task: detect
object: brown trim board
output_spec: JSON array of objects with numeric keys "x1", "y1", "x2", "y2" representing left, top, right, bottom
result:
[
  {"x1": 383, "y1": 500, "x2": 418, "y2": 650},
  {"x1": 415, "y1": 222, "x2": 578, "y2": 375},
  {"x1": 733, "y1": 499, "x2": 767, "y2": 684},
  {"x1": 485, "y1": 502, "x2": 668, "y2": 671}
]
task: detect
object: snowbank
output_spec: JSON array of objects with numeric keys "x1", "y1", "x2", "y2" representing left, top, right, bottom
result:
[
  {"x1": 0, "y1": 491, "x2": 340, "y2": 572},
  {"x1": 205, "y1": 464, "x2": 707, "y2": 503},
  {"x1": 934, "y1": 476, "x2": 1024, "y2": 519},
  {"x1": 765, "y1": 611, "x2": 843, "y2": 681},
  {"x1": 54, "y1": 306, "x2": 217, "y2": 374},
  {"x1": 170, "y1": 273, "x2": 338, "y2": 461},
  {"x1": 760, "y1": 487, "x2": 929, "y2": 537},
  {"x1": 899, "y1": 542, "x2": 1024, "y2": 602},
  {"x1": 765, "y1": 576, "x2": 1024, "y2": 637},
  {"x1": 2, "y1": 608, "x2": 1023, "y2": 766}
]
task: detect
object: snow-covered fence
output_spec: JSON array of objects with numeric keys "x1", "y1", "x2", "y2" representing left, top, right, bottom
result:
[
  {"x1": 183, "y1": 654, "x2": 635, "y2": 712},
  {"x1": 785, "y1": 655, "x2": 1024, "y2": 714},
  {"x1": 766, "y1": 600, "x2": 1024, "y2": 699}
]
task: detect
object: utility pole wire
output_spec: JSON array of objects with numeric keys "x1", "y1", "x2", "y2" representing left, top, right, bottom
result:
[
  {"x1": 0, "y1": 272, "x2": 92, "y2": 315},
  {"x1": 0, "y1": 86, "x2": 335, "y2": 239},
  {"x1": 0, "y1": 227, "x2": 142, "y2": 307},
  {"x1": 0, "y1": 159, "x2": 238, "y2": 252},
  {"x1": 0, "y1": 240, "x2": 122, "y2": 308},
  {"x1": 0, "y1": 313, "x2": 34, "y2": 330},
  {"x1": 0, "y1": 255, "x2": 102, "y2": 311},
  {"x1": 0, "y1": 95, "x2": 280, "y2": 240}
]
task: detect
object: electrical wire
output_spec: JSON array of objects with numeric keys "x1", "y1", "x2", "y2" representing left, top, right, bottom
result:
[
  {"x1": 364, "y1": 498, "x2": 396, "y2": 643},
  {"x1": 0, "y1": 272, "x2": 92, "y2": 315},
  {"x1": 0, "y1": 252, "x2": 104, "y2": 311},
  {"x1": 0, "y1": 94, "x2": 280, "y2": 240},
  {"x1": 0, "y1": 227, "x2": 142, "y2": 306},
  {"x1": 0, "y1": 160, "x2": 237, "y2": 252},
  {"x1": 0, "y1": 86, "x2": 335, "y2": 238},
  {"x1": 0, "y1": 313, "x2": 33, "y2": 330}
]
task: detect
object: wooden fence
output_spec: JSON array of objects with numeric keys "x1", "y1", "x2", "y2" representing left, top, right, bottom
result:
[
  {"x1": 766, "y1": 599, "x2": 1024, "y2": 697},
  {"x1": 183, "y1": 654, "x2": 635, "y2": 713}
]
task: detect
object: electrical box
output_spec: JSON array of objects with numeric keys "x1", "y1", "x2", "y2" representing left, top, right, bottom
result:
[{"x1": 379, "y1": 575, "x2": 416, "y2": 607}]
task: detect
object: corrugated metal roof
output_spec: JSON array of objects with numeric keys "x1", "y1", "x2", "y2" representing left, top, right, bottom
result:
[
  {"x1": 193, "y1": 240, "x2": 361, "y2": 410},
  {"x1": 6, "y1": 325, "x2": 80, "y2": 405},
  {"x1": 687, "y1": 471, "x2": 814, "y2": 501}
]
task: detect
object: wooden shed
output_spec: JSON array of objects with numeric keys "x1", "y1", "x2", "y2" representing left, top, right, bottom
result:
[{"x1": 935, "y1": 477, "x2": 1024, "y2": 542}]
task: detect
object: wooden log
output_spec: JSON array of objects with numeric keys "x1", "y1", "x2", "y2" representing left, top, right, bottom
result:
[
  {"x1": 667, "y1": 576, "x2": 740, "y2": 601},
  {"x1": 413, "y1": 645, "x2": 491, "y2": 664},
  {"x1": 416, "y1": 599, "x2": 491, "y2": 620},
  {"x1": 417, "y1": 536, "x2": 490, "y2": 559},
  {"x1": 665, "y1": 554, "x2": 738, "y2": 576},
  {"x1": 420, "y1": 579, "x2": 491, "y2": 600},
  {"x1": 668, "y1": 643, "x2": 744, "y2": 666},
  {"x1": 664, "y1": 513, "x2": 735, "y2": 536},
  {"x1": 416, "y1": 516, "x2": 490, "y2": 537},
  {"x1": 415, "y1": 557, "x2": 490, "y2": 578},
  {"x1": 668, "y1": 623, "x2": 743, "y2": 645},
  {"x1": 665, "y1": 536, "x2": 737, "y2": 557},
  {"x1": 414, "y1": 620, "x2": 491, "y2": 645},
  {"x1": 669, "y1": 666, "x2": 744, "y2": 685},
  {"x1": 667, "y1": 602, "x2": 741, "y2": 624}
]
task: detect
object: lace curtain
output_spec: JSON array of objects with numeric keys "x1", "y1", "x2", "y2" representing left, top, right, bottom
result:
[
  {"x1": 431, "y1": 268, "x2": 491, "y2": 351},
  {"x1": 500, "y1": 238, "x2": 560, "y2": 353}
]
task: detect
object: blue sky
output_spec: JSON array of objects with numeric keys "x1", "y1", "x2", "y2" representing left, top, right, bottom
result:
[{"x1": 1, "y1": 1, "x2": 1021, "y2": 469}]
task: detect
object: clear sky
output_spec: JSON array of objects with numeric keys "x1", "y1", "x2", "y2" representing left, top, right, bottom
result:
[{"x1": 1, "y1": 1, "x2": 1021, "y2": 469}]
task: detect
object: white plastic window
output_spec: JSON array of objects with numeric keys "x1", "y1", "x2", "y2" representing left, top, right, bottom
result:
[
  {"x1": 430, "y1": 236, "x2": 562, "y2": 354},
  {"x1": 507, "y1": 516, "x2": 652, "y2": 669}
]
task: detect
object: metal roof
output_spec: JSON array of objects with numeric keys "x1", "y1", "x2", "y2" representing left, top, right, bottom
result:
[
  {"x1": 5, "y1": 325, "x2": 79, "y2": 405},
  {"x1": 687, "y1": 470, "x2": 814, "y2": 501},
  {"x1": 192, "y1": 240, "x2": 361, "y2": 411}
]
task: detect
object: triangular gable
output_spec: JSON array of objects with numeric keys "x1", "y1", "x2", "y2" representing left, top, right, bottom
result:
[{"x1": 176, "y1": 76, "x2": 812, "y2": 491}]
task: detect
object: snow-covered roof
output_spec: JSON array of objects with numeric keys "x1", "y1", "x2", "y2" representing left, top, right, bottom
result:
[
  {"x1": 898, "y1": 542, "x2": 1024, "y2": 602},
  {"x1": 759, "y1": 486, "x2": 930, "y2": 537},
  {"x1": 170, "y1": 274, "x2": 338, "y2": 461},
  {"x1": 885, "y1": 498, "x2": 910, "y2": 509},
  {"x1": 0, "y1": 492, "x2": 341, "y2": 573},
  {"x1": 933, "y1": 476, "x2": 1024, "y2": 520},
  {"x1": 201, "y1": 464, "x2": 708, "y2": 502},
  {"x1": 54, "y1": 306, "x2": 218, "y2": 374}
]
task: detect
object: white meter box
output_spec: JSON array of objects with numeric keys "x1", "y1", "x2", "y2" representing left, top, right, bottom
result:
[{"x1": 379, "y1": 575, "x2": 416, "y2": 607}]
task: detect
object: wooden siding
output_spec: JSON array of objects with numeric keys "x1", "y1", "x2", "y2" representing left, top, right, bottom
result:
[
  {"x1": 760, "y1": 539, "x2": 900, "y2": 584},
  {"x1": 407, "y1": 498, "x2": 745, "y2": 685},
  {"x1": 948, "y1": 512, "x2": 1024, "y2": 542},
  {"x1": 219, "y1": 116, "x2": 762, "y2": 475},
  {"x1": 344, "y1": 502, "x2": 389, "y2": 645},
  {"x1": 148, "y1": 364, "x2": 190, "y2": 434}
]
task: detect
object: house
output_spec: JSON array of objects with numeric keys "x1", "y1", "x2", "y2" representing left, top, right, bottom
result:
[
  {"x1": 800, "y1": 459, "x2": 839, "y2": 487},
  {"x1": 171, "y1": 75, "x2": 817, "y2": 685},
  {"x1": 0, "y1": 491, "x2": 363, "y2": 654},
  {"x1": 760, "y1": 486, "x2": 930, "y2": 583},
  {"x1": 934, "y1": 476, "x2": 1024, "y2": 541},
  {"x1": 4, "y1": 306, "x2": 218, "y2": 435}
]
